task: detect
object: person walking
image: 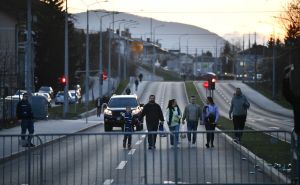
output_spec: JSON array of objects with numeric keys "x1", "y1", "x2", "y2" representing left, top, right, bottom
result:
[
  {"x1": 203, "y1": 97, "x2": 219, "y2": 148},
  {"x1": 229, "y1": 87, "x2": 250, "y2": 143},
  {"x1": 16, "y1": 93, "x2": 35, "y2": 147},
  {"x1": 165, "y1": 99, "x2": 181, "y2": 147},
  {"x1": 96, "y1": 97, "x2": 102, "y2": 117},
  {"x1": 182, "y1": 95, "x2": 202, "y2": 146},
  {"x1": 139, "y1": 95, "x2": 164, "y2": 149},
  {"x1": 121, "y1": 106, "x2": 134, "y2": 149},
  {"x1": 134, "y1": 78, "x2": 139, "y2": 91},
  {"x1": 138, "y1": 73, "x2": 143, "y2": 82},
  {"x1": 125, "y1": 87, "x2": 131, "y2": 95}
]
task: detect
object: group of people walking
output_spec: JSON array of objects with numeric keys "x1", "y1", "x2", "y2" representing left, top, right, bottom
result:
[{"x1": 132, "y1": 87, "x2": 250, "y2": 150}]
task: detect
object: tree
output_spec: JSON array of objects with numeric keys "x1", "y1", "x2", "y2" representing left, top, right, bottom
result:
[{"x1": 220, "y1": 41, "x2": 235, "y2": 74}]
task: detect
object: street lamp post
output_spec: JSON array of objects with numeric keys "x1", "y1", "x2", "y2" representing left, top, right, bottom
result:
[
  {"x1": 63, "y1": 0, "x2": 69, "y2": 117},
  {"x1": 93, "y1": 11, "x2": 111, "y2": 99}
]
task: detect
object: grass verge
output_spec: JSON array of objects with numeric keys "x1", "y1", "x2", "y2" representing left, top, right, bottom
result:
[{"x1": 185, "y1": 81, "x2": 291, "y2": 166}]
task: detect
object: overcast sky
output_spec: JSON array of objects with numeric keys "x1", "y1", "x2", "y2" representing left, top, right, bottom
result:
[{"x1": 68, "y1": 0, "x2": 288, "y2": 43}]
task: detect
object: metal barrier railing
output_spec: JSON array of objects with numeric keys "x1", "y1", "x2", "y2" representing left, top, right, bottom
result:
[{"x1": 0, "y1": 130, "x2": 295, "y2": 185}]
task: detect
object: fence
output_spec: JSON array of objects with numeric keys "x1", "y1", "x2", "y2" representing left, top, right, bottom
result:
[{"x1": 0, "y1": 130, "x2": 296, "y2": 185}]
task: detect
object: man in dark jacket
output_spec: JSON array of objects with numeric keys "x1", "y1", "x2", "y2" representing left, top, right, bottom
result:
[
  {"x1": 229, "y1": 88, "x2": 250, "y2": 143},
  {"x1": 16, "y1": 93, "x2": 35, "y2": 147},
  {"x1": 139, "y1": 95, "x2": 164, "y2": 149}
]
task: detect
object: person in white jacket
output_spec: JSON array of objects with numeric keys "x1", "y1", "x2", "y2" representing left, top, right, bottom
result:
[{"x1": 165, "y1": 99, "x2": 181, "y2": 146}]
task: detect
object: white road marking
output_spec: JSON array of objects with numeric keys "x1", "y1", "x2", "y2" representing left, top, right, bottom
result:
[
  {"x1": 116, "y1": 161, "x2": 127, "y2": 170},
  {"x1": 141, "y1": 134, "x2": 146, "y2": 139},
  {"x1": 128, "y1": 149, "x2": 136, "y2": 155},
  {"x1": 135, "y1": 140, "x2": 143, "y2": 145},
  {"x1": 268, "y1": 127, "x2": 280, "y2": 130},
  {"x1": 103, "y1": 179, "x2": 114, "y2": 185}
]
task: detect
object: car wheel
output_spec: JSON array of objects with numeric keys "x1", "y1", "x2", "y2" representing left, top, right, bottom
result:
[{"x1": 104, "y1": 122, "x2": 112, "y2": 132}]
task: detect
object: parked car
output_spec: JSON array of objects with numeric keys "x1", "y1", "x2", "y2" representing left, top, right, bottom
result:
[
  {"x1": 38, "y1": 86, "x2": 54, "y2": 98},
  {"x1": 103, "y1": 94, "x2": 143, "y2": 131},
  {"x1": 68, "y1": 90, "x2": 79, "y2": 104},
  {"x1": 54, "y1": 91, "x2": 72, "y2": 105},
  {"x1": 34, "y1": 92, "x2": 52, "y2": 107},
  {"x1": 5, "y1": 90, "x2": 27, "y2": 100}
]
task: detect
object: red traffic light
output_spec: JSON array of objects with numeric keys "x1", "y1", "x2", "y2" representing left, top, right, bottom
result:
[
  {"x1": 59, "y1": 75, "x2": 67, "y2": 86},
  {"x1": 203, "y1": 81, "x2": 209, "y2": 89}
]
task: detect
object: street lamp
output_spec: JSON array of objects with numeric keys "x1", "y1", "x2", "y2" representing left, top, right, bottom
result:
[
  {"x1": 93, "y1": 10, "x2": 111, "y2": 99},
  {"x1": 153, "y1": 24, "x2": 164, "y2": 43},
  {"x1": 178, "y1": 34, "x2": 187, "y2": 53}
]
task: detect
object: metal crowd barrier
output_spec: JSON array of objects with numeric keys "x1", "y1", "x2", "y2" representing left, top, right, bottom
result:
[{"x1": 0, "y1": 130, "x2": 295, "y2": 185}]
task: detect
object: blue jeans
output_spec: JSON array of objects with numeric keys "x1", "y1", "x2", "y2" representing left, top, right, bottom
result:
[
  {"x1": 21, "y1": 119, "x2": 34, "y2": 142},
  {"x1": 187, "y1": 121, "x2": 198, "y2": 144},
  {"x1": 169, "y1": 124, "x2": 180, "y2": 145}
]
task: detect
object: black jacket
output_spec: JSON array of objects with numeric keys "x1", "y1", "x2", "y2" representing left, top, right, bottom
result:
[
  {"x1": 16, "y1": 100, "x2": 33, "y2": 120},
  {"x1": 140, "y1": 102, "x2": 164, "y2": 126}
]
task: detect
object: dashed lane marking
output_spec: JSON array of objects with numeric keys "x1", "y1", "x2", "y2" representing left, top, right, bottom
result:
[
  {"x1": 116, "y1": 161, "x2": 127, "y2": 170},
  {"x1": 135, "y1": 140, "x2": 143, "y2": 145},
  {"x1": 103, "y1": 179, "x2": 114, "y2": 185},
  {"x1": 128, "y1": 149, "x2": 136, "y2": 155}
]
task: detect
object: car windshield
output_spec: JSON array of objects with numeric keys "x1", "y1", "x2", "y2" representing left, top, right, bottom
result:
[
  {"x1": 108, "y1": 98, "x2": 138, "y2": 108},
  {"x1": 39, "y1": 87, "x2": 50, "y2": 91}
]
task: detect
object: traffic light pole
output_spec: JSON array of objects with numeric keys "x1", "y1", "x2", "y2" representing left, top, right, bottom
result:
[{"x1": 63, "y1": 0, "x2": 69, "y2": 117}]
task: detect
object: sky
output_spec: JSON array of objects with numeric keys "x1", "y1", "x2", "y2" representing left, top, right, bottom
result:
[{"x1": 68, "y1": 0, "x2": 289, "y2": 44}]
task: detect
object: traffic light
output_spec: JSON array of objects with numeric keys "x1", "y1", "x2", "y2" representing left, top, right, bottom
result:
[
  {"x1": 102, "y1": 72, "x2": 107, "y2": 80},
  {"x1": 209, "y1": 78, "x2": 216, "y2": 90},
  {"x1": 58, "y1": 75, "x2": 67, "y2": 86}
]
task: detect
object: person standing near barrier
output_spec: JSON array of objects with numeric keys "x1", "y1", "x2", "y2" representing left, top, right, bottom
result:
[
  {"x1": 203, "y1": 97, "x2": 219, "y2": 148},
  {"x1": 229, "y1": 87, "x2": 250, "y2": 143},
  {"x1": 182, "y1": 95, "x2": 202, "y2": 146},
  {"x1": 139, "y1": 95, "x2": 164, "y2": 149},
  {"x1": 165, "y1": 99, "x2": 181, "y2": 147},
  {"x1": 16, "y1": 93, "x2": 35, "y2": 147},
  {"x1": 121, "y1": 106, "x2": 134, "y2": 149}
]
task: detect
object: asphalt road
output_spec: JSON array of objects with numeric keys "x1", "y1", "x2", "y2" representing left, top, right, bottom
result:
[{"x1": 0, "y1": 81, "x2": 286, "y2": 185}]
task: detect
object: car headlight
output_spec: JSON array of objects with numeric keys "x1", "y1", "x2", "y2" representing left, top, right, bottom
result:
[{"x1": 104, "y1": 109, "x2": 112, "y2": 116}]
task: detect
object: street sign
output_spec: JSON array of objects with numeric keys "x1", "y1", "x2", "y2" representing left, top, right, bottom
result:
[{"x1": 203, "y1": 81, "x2": 209, "y2": 89}]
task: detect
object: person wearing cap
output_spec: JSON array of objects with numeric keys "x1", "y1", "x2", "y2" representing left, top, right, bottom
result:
[{"x1": 16, "y1": 93, "x2": 35, "y2": 147}]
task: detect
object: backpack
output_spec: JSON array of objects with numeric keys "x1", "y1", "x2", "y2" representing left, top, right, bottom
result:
[{"x1": 205, "y1": 105, "x2": 216, "y2": 124}]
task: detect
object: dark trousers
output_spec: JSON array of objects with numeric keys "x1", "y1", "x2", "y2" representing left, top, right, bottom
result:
[
  {"x1": 187, "y1": 121, "x2": 198, "y2": 144},
  {"x1": 233, "y1": 115, "x2": 247, "y2": 141},
  {"x1": 205, "y1": 123, "x2": 216, "y2": 145},
  {"x1": 147, "y1": 123, "x2": 159, "y2": 147},
  {"x1": 21, "y1": 119, "x2": 34, "y2": 142},
  {"x1": 123, "y1": 133, "x2": 132, "y2": 146}
]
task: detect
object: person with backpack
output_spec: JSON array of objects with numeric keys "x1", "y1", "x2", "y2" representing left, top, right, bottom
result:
[
  {"x1": 121, "y1": 106, "x2": 134, "y2": 149},
  {"x1": 165, "y1": 99, "x2": 182, "y2": 147},
  {"x1": 203, "y1": 96, "x2": 219, "y2": 148},
  {"x1": 229, "y1": 87, "x2": 250, "y2": 143},
  {"x1": 182, "y1": 95, "x2": 202, "y2": 146},
  {"x1": 16, "y1": 93, "x2": 35, "y2": 147}
]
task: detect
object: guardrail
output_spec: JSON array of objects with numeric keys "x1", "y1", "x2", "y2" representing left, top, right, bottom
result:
[{"x1": 0, "y1": 130, "x2": 295, "y2": 185}]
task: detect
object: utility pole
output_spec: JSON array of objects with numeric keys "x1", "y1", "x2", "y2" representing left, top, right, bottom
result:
[
  {"x1": 254, "y1": 32, "x2": 257, "y2": 88},
  {"x1": 272, "y1": 36, "x2": 276, "y2": 99},
  {"x1": 85, "y1": 9, "x2": 90, "y2": 123},
  {"x1": 63, "y1": 0, "x2": 69, "y2": 117},
  {"x1": 26, "y1": 0, "x2": 33, "y2": 96}
]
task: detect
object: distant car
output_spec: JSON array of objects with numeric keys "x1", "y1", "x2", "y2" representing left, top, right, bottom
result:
[
  {"x1": 34, "y1": 92, "x2": 52, "y2": 107},
  {"x1": 54, "y1": 91, "x2": 72, "y2": 105},
  {"x1": 38, "y1": 86, "x2": 54, "y2": 98},
  {"x1": 6, "y1": 90, "x2": 27, "y2": 100},
  {"x1": 68, "y1": 90, "x2": 79, "y2": 104},
  {"x1": 103, "y1": 94, "x2": 143, "y2": 132}
]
